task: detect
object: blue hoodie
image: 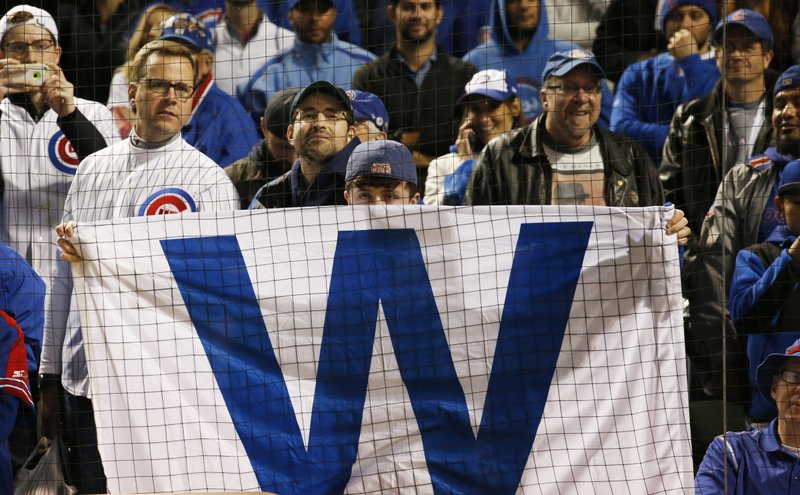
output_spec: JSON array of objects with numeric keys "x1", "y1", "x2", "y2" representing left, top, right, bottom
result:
[
  {"x1": 610, "y1": 50, "x2": 720, "y2": 166},
  {"x1": 462, "y1": 0, "x2": 613, "y2": 125}
]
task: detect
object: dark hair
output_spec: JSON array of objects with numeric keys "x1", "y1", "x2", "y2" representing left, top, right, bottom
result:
[{"x1": 345, "y1": 176, "x2": 418, "y2": 196}]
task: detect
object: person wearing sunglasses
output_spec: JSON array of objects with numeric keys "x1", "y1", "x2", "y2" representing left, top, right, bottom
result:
[
  {"x1": 45, "y1": 39, "x2": 238, "y2": 494},
  {"x1": 696, "y1": 336, "x2": 800, "y2": 493}
]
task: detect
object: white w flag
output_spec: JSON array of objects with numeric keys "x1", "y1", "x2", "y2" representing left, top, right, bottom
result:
[{"x1": 71, "y1": 206, "x2": 692, "y2": 494}]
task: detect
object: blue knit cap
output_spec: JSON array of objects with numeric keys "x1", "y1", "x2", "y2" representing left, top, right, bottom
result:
[{"x1": 658, "y1": 0, "x2": 718, "y2": 33}]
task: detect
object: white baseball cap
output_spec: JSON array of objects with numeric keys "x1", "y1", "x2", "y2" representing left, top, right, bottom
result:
[{"x1": 0, "y1": 5, "x2": 58, "y2": 45}]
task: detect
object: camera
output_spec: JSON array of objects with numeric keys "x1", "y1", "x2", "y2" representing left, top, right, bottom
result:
[{"x1": 5, "y1": 64, "x2": 49, "y2": 87}]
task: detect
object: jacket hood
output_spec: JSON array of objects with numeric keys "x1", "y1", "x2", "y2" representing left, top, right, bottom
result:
[{"x1": 491, "y1": 0, "x2": 550, "y2": 55}]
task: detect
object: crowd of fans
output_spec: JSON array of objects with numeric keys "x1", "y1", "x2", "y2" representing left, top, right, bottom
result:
[{"x1": 1, "y1": 0, "x2": 800, "y2": 493}]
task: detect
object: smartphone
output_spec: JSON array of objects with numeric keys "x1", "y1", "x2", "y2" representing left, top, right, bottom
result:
[{"x1": 4, "y1": 64, "x2": 49, "y2": 87}]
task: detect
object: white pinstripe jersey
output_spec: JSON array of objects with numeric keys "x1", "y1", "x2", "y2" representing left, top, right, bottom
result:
[
  {"x1": 42, "y1": 133, "x2": 239, "y2": 396},
  {"x1": 0, "y1": 97, "x2": 118, "y2": 293}
]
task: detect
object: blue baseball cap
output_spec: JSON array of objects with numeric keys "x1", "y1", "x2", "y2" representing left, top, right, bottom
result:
[
  {"x1": 714, "y1": 9, "x2": 773, "y2": 47},
  {"x1": 346, "y1": 90, "x2": 389, "y2": 132},
  {"x1": 756, "y1": 337, "x2": 800, "y2": 398},
  {"x1": 779, "y1": 160, "x2": 800, "y2": 196},
  {"x1": 541, "y1": 49, "x2": 605, "y2": 83},
  {"x1": 345, "y1": 140, "x2": 417, "y2": 186},
  {"x1": 775, "y1": 65, "x2": 800, "y2": 96},
  {"x1": 456, "y1": 69, "x2": 519, "y2": 105},
  {"x1": 658, "y1": 0, "x2": 717, "y2": 33},
  {"x1": 158, "y1": 13, "x2": 213, "y2": 53}
]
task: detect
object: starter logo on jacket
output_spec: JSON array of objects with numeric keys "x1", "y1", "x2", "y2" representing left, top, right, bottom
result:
[
  {"x1": 48, "y1": 131, "x2": 80, "y2": 174},
  {"x1": 138, "y1": 188, "x2": 197, "y2": 216}
]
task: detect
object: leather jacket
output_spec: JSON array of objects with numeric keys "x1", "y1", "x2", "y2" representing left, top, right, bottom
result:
[{"x1": 465, "y1": 115, "x2": 663, "y2": 206}]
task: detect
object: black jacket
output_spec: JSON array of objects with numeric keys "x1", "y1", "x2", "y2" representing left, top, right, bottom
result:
[
  {"x1": 465, "y1": 115, "x2": 663, "y2": 206},
  {"x1": 660, "y1": 74, "x2": 777, "y2": 241},
  {"x1": 252, "y1": 138, "x2": 360, "y2": 209},
  {"x1": 351, "y1": 45, "x2": 476, "y2": 161}
]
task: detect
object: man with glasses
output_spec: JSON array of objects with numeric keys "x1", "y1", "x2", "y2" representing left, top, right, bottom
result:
[
  {"x1": 44, "y1": 39, "x2": 237, "y2": 494},
  {"x1": 250, "y1": 80, "x2": 359, "y2": 208},
  {"x1": 0, "y1": 5, "x2": 117, "y2": 476},
  {"x1": 157, "y1": 13, "x2": 260, "y2": 167},
  {"x1": 465, "y1": 50, "x2": 671, "y2": 212},
  {"x1": 660, "y1": 10, "x2": 776, "y2": 417},
  {"x1": 695, "y1": 337, "x2": 800, "y2": 492}
]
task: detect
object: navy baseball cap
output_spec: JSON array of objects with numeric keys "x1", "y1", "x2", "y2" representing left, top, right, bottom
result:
[
  {"x1": 541, "y1": 49, "x2": 605, "y2": 83},
  {"x1": 287, "y1": 0, "x2": 334, "y2": 10},
  {"x1": 457, "y1": 69, "x2": 519, "y2": 105},
  {"x1": 345, "y1": 140, "x2": 417, "y2": 186},
  {"x1": 347, "y1": 90, "x2": 389, "y2": 132},
  {"x1": 290, "y1": 80, "x2": 352, "y2": 119},
  {"x1": 774, "y1": 65, "x2": 800, "y2": 96},
  {"x1": 713, "y1": 9, "x2": 773, "y2": 47},
  {"x1": 756, "y1": 337, "x2": 800, "y2": 398},
  {"x1": 658, "y1": 0, "x2": 717, "y2": 33},
  {"x1": 778, "y1": 160, "x2": 800, "y2": 196},
  {"x1": 158, "y1": 13, "x2": 213, "y2": 53},
  {"x1": 265, "y1": 88, "x2": 299, "y2": 139}
]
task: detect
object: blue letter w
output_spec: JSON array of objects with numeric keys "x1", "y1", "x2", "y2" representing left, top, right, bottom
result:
[{"x1": 162, "y1": 221, "x2": 592, "y2": 494}]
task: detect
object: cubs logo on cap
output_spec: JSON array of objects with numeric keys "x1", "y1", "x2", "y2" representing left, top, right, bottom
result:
[
  {"x1": 158, "y1": 13, "x2": 213, "y2": 53},
  {"x1": 567, "y1": 49, "x2": 591, "y2": 59},
  {"x1": 48, "y1": 131, "x2": 80, "y2": 174},
  {"x1": 138, "y1": 188, "x2": 197, "y2": 216}
]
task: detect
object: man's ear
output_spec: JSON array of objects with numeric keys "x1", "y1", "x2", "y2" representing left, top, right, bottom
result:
[
  {"x1": 347, "y1": 125, "x2": 356, "y2": 141},
  {"x1": 343, "y1": 190, "x2": 351, "y2": 204},
  {"x1": 128, "y1": 82, "x2": 138, "y2": 108},
  {"x1": 386, "y1": 3, "x2": 397, "y2": 24},
  {"x1": 286, "y1": 122, "x2": 296, "y2": 144}
]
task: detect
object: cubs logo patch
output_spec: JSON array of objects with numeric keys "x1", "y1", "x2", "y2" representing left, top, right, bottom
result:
[
  {"x1": 48, "y1": 131, "x2": 80, "y2": 174},
  {"x1": 138, "y1": 188, "x2": 197, "y2": 216}
]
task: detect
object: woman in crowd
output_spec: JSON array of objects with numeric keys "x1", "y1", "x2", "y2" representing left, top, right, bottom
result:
[{"x1": 424, "y1": 69, "x2": 524, "y2": 205}]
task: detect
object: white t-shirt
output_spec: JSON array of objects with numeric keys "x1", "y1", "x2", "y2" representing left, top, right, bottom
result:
[{"x1": 543, "y1": 139, "x2": 606, "y2": 206}]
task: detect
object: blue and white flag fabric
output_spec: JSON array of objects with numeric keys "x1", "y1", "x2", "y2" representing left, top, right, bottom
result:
[{"x1": 70, "y1": 205, "x2": 692, "y2": 494}]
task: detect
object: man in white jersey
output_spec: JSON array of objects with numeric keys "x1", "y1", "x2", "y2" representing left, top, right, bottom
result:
[
  {"x1": 42, "y1": 40, "x2": 238, "y2": 494},
  {"x1": 464, "y1": 49, "x2": 690, "y2": 240},
  {"x1": 213, "y1": 0, "x2": 294, "y2": 96},
  {"x1": 0, "y1": 4, "x2": 117, "y2": 472}
]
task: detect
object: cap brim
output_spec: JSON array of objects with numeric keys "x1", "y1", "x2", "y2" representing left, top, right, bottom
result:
[
  {"x1": 779, "y1": 184, "x2": 800, "y2": 196},
  {"x1": 457, "y1": 88, "x2": 512, "y2": 105},
  {"x1": 291, "y1": 81, "x2": 352, "y2": 117},
  {"x1": 547, "y1": 60, "x2": 605, "y2": 81},
  {"x1": 756, "y1": 353, "x2": 789, "y2": 398}
]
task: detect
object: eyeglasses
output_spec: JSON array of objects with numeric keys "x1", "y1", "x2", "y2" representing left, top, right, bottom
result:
[
  {"x1": 294, "y1": 109, "x2": 348, "y2": 123},
  {"x1": 2, "y1": 39, "x2": 55, "y2": 56},
  {"x1": 141, "y1": 78, "x2": 195, "y2": 99},
  {"x1": 781, "y1": 369, "x2": 800, "y2": 385},
  {"x1": 547, "y1": 84, "x2": 602, "y2": 97}
]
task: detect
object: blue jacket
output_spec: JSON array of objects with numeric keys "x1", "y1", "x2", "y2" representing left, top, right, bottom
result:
[
  {"x1": 730, "y1": 225, "x2": 800, "y2": 421},
  {"x1": 695, "y1": 418, "x2": 800, "y2": 494},
  {"x1": 239, "y1": 34, "x2": 376, "y2": 124},
  {"x1": 462, "y1": 0, "x2": 613, "y2": 125},
  {"x1": 0, "y1": 242, "x2": 44, "y2": 374},
  {"x1": 611, "y1": 50, "x2": 719, "y2": 165},
  {"x1": 183, "y1": 74, "x2": 261, "y2": 168}
]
